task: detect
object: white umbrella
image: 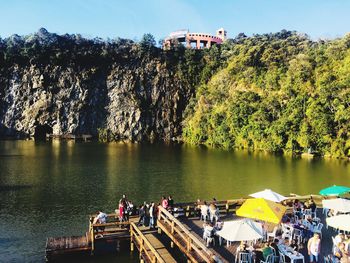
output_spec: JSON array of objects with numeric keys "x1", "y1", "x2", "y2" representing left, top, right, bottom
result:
[
  {"x1": 216, "y1": 219, "x2": 263, "y2": 242},
  {"x1": 249, "y1": 189, "x2": 287, "y2": 203},
  {"x1": 322, "y1": 198, "x2": 350, "y2": 213},
  {"x1": 326, "y1": 215, "x2": 350, "y2": 231}
]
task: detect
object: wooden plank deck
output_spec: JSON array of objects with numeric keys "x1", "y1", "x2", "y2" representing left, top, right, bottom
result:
[
  {"x1": 179, "y1": 208, "x2": 335, "y2": 263},
  {"x1": 157, "y1": 206, "x2": 218, "y2": 263},
  {"x1": 180, "y1": 215, "x2": 241, "y2": 263},
  {"x1": 143, "y1": 232, "x2": 177, "y2": 263}
]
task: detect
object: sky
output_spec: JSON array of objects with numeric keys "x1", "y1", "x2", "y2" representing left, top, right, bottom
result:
[{"x1": 0, "y1": 0, "x2": 349, "y2": 41}]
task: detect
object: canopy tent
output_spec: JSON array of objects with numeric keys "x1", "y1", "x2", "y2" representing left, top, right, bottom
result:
[
  {"x1": 216, "y1": 219, "x2": 263, "y2": 242},
  {"x1": 236, "y1": 198, "x2": 287, "y2": 224},
  {"x1": 326, "y1": 215, "x2": 350, "y2": 231},
  {"x1": 322, "y1": 198, "x2": 350, "y2": 213},
  {"x1": 249, "y1": 189, "x2": 287, "y2": 203},
  {"x1": 319, "y1": 185, "x2": 350, "y2": 196}
]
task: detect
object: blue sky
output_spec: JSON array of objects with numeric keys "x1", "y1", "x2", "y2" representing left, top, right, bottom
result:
[{"x1": 0, "y1": 0, "x2": 349, "y2": 40}]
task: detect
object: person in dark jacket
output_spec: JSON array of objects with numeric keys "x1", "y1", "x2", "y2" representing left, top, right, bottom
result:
[{"x1": 137, "y1": 204, "x2": 145, "y2": 226}]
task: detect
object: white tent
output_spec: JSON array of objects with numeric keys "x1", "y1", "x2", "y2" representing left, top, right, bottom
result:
[
  {"x1": 326, "y1": 215, "x2": 350, "y2": 231},
  {"x1": 216, "y1": 219, "x2": 263, "y2": 242},
  {"x1": 249, "y1": 189, "x2": 287, "y2": 203},
  {"x1": 322, "y1": 198, "x2": 350, "y2": 213}
]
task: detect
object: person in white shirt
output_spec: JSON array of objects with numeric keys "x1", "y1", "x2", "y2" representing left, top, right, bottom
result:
[
  {"x1": 93, "y1": 211, "x2": 108, "y2": 232},
  {"x1": 149, "y1": 202, "x2": 156, "y2": 229},
  {"x1": 201, "y1": 202, "x2": 209, "y2": 221},
  {"x1": 203, "y1": 223, "x2": 214, "y2": 239},
  {"x1": 308, "y1": 233, "x2": 321, "y2": 263},
  {"x1": 94, "y1": 210, "x2": 107, "y2": 224},
  {"x1": 335, "y1": 233, "x2": 345, "y2": 247}
]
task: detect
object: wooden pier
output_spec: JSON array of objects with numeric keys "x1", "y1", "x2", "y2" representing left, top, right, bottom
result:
[{"x1": 45, "y1": 194, "x2": 324, "y2": 262}]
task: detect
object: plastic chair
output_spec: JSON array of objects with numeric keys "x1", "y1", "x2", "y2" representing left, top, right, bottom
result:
[
  {"x1": 293, "y1": 215, "x2": 300, "y2": 224},
  {"x1": 260, "y1": 254, "x2": 273, "y2": 263},
  {"x1": 204, "y1": 236, "x2": 215, "y2": 247},
  {"x1": 272, "y1": 255, "x2": 285, "y2": 263},
  {"x1": 237, "y1": 252, "x2": 251, "y2": 263},
  {"x1": 302, "y1": 209, "x2": 312, "y2": 218},
  {"x1": 313, "y1": 223, "x2": 323, "y2": 237},
  {"x1": 322, "y1": 207, "x2": 329, "y2": 215},
  {"x1": 200, "y1": 208, "x2": 209, "y2": 222},
  {"x1": 267, "y1": 226, "x2": 278, "y2": 240},
  {"x1": 293, "y1": 228, "x2": 303, "y2": 244},
  {"x1": 313, "y1": 217, "x2": 321, "y2": 225}
]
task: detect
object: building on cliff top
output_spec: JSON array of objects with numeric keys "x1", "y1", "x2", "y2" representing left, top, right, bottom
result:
[{"x1": 163, "y1": 28, "x2": 227, "y2": 49}]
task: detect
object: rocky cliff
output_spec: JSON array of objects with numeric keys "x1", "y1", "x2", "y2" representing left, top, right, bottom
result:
[{"x1": 0, "y1": 29, "x2": 206, "y2": 142}]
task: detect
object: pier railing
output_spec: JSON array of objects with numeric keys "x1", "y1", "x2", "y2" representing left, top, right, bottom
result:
[
  {"x1": 130, "y1": 222, "x2": 165, "y2": 263},
  {"x1": 176, "y1": 194, "x2": 323, "y2": 217},
  {"x1": 157, "y1": 206, "x2": 217, "y2": 263},
  {"x1": 89, "y1": 216, "x2": 135, "y2": 253}
]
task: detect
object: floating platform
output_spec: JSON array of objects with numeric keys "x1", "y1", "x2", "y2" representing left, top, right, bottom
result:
[{"x1": 46, "y1": 234, "x2": 91, "y2": 260}]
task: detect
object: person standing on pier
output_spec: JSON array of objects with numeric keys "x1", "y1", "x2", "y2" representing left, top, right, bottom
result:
[
  {"x1": 308, "y1": 233, "x2": 321, "y2": 263},
  {"x1": 120, "y1": 194, "x2": 130, "y2": 221},
  {"x1": 137, "y1": 204, "x2": 145, "y2": 226},
  {"x1": 168, "y1": 195, "x2": 174, "y2": 210},
  {"x1": 149, "y1": 202, "x2": 156, "y2": 229},
  {"x1": 161, "y1": 196, "x2": 168, "y2": 209},
  {"x1": 118, "y1": 201, "x2": 125, "y2": 222}
]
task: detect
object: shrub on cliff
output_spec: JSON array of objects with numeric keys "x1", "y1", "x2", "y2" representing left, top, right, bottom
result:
[{"x1": 183, "y1": 31, "x2": 350, "y2": 158}]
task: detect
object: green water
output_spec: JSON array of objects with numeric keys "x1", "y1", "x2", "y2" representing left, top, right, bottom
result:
[{"x1": 1, "y1": 141, "x2": 350, "y2": 262}]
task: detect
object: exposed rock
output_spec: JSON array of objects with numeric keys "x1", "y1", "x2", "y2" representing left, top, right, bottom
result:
[{"x1": 0, "y1": 59, "x2": 193, "y2": 142}]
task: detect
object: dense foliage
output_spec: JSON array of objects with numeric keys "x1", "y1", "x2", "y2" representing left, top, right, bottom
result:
[
  {"x1": 0, "y1": 28, "x2": 222, "y2": 88},
  {"x1": 183, "y1": 31, "x2": 350, "y2": 158},
  {"x1": 2, "y1": 28, "x2": 350, "y2": 158}
]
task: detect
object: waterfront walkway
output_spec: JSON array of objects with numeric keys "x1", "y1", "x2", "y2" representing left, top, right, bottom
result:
[{"x1": 46, "y1": 194, "x2": 337, "y2": 262}]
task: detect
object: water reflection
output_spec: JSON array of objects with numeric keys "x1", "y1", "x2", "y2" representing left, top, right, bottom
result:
[{"x1": 1, "y1": 141, "x2": 350, "y2": 262}]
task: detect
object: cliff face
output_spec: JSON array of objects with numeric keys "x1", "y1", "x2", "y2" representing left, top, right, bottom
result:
[{"x1": 0, "y1": 51, "x2": 193, "y2": 142}]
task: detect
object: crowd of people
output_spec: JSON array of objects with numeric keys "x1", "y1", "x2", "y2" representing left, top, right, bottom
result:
[
  {"x1": 330, "y1": 232, "x2": 350, "y2": 263},
  {"x1": 93, "y1": 195, "x2": 350, "y2": 263},
  {"x1": 93, "y1": 194, "x2": 175, "y2": 229}
]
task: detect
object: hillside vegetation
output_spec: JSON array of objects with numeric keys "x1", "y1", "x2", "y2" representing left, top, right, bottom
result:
[
  {"x1": 183, "y1": 31, "x2": 350, "y2": 158},
  {"x1": 1, "y1": 29, "x2": 350, "y2": 158}
]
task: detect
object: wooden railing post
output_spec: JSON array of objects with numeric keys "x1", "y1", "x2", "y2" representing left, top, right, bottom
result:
[
  {"x1": 130, "y1": 225, "x2": 134, "y2": 251},
  {"x1": 186, "y1": 205, "x2": 190, "y2": 217},
  {"x1": 140, "y1": 239, "x2": 144, "y2": 260},
  {"x1": 171, "y1": 221, "x2": 175, "y2": 234},
  {"x1": 187, "y1": 236, "x2": 192, "y2": 251},
  {"x1": 90, "y1": 225, "x2": 95, "y2": 254}
]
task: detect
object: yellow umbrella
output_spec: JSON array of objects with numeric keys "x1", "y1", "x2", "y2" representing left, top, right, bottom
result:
[{"x1": 236, "y1": 198, "x2": 287, "y2": 224}]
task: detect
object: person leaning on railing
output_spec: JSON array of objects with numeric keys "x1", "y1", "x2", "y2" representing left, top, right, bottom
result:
[{"x1": 93, "y1": 210, "x2": 107, "y2": 232}]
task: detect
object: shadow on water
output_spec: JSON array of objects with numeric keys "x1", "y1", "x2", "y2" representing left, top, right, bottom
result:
[
  {"x1": 0, "y1": 184, "x2": 33, "y2": 192},
  {"x1": 0, "y1": 154, "x2": 23, "y2": 157}
]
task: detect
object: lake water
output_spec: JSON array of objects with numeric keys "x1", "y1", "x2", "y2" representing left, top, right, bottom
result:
[{"x1": 1, "y1": 140, "x2": 350, "y2": 262}]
